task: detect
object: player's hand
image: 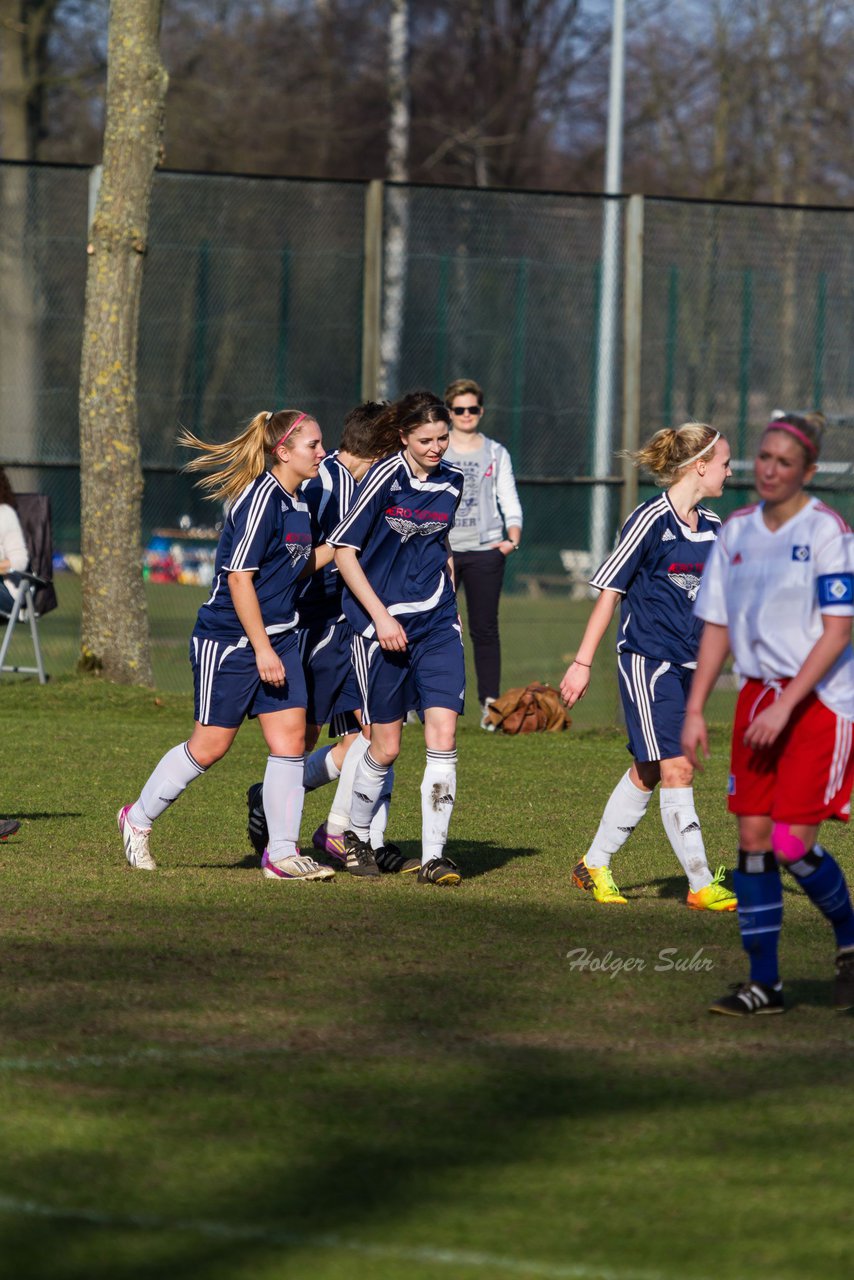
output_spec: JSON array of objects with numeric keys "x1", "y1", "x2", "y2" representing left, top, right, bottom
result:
[
  {"x1": 257, "y1": 645, "x2": 286, "y2": 686},
  {"x1": 681, "y1": 710, "x2": 708, "y2": 769},
  {"x1": 376, "y1": 611, "x2": 408, "y2": 652},
  {"x1": 560, "y1": 661, "x2": 590, "y2": 707},
  {"x1": 491, "y1": 539, "x2": 518, "y2": 556},
  {"x1": 742, "y1": 701, "x2": 790, "y2": 751}
]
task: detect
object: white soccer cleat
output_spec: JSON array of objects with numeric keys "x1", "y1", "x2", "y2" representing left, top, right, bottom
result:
[
  {"x1": 117, "y1": 805, "x2": 157, "y2": 870},
  {"x1": 261, "y1": 849, "x2": 335, "y2": 881}
]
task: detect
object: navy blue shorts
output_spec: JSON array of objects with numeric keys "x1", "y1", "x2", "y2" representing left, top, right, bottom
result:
[
  {"x1": 617, "y1": 651, "x2": 692, "y2": 763},
  {"x1": 298, "y1": 616, "x2": 360, "y2": 728},
  {"x1": 191, "y1": 629, "x2": 307, "y2": 727},
  {"x1": 351, "y1": 615, "x2": 465, "y2": 724}
]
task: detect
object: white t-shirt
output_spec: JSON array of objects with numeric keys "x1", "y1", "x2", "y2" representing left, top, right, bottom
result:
[{"x1": 695, "y1": 496, "x2": 854, "y2": 720}]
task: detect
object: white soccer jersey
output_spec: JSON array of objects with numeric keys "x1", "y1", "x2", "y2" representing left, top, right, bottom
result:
[{"x1": 695, "y1": 497, "x2": 854, "y2": 719}]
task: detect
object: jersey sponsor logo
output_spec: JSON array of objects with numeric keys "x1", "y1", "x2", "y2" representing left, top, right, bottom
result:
[
  {"x1": 661, "y1": 528, "x2": 676, "y2": 541},
  {"x1": 792, "y1": 544, "x2": 810, "y2": 562},
  {"x1": 385, "y1": 508, "x2": 449, "y2": 542},
  {"x1": 285, "y1": 542, "x2": 312, "y2": 567},
  {"x1": 667, "y1": 561, "x2": 704, "y2": 601},
  {"x1": 818, "y1": 573, "x2": 854, "y2": 606}
]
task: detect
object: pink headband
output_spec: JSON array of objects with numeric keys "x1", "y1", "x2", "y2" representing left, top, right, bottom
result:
[
  {"x1": 765, "y1": 420, "x2": 818, "y2": 460},
  {"x1": 270, "y1": 411, "x2": 307, "y2": 453}
]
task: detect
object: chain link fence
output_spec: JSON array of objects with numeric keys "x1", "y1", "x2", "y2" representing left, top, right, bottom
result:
[{"x1": 3, "y1": 162, "x2": 854, "y2": 702}]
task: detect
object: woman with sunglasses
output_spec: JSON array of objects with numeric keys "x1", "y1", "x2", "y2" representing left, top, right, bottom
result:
[{"x1": 444, "y1": 378, "x2": 523, "y2": 729}]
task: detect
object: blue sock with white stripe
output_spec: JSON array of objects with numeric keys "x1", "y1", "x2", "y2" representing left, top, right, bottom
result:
[
  {"x1": 790, "y1": 846, "x2": 854, "y2": 950},
  {"x1": 130, "y1": 742, "x2": 206, "y2": 828},
  {"x1": 734, "y1": 851, "x2": 783, "y2": 987}
]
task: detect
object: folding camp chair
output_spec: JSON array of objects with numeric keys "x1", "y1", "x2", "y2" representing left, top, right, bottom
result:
[{"x1": 0, "y1": 493, "x2": 58, "y2": 685}]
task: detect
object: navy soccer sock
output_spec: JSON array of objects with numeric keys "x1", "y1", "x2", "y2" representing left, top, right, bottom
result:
[
  {"x1": 734, "y1": 851, "x2": 783, "y2": 987},
  {"x1": 789, "y1": 846, "x2": 854, "y2": 951}
]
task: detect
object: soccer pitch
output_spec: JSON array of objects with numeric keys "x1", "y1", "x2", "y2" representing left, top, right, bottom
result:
[{"x1": 1, "y1": 676, "x2": 853, "y2": 1280}]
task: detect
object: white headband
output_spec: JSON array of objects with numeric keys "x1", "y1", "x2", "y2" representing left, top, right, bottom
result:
[{"x1": 680, "y1": 431, "x2": 720, "y2": 469}]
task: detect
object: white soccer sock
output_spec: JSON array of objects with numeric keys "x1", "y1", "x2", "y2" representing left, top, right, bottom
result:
[
  {"x1": 659, "y1": 787, "x2": 713, "y2": 892},
  {"x1": 327, "y1": 733, "x2": 369, "y2": 834},
  {"x1": 264, "y1": 753, "x2": 305, "y2": 862},
  {"x1": 303, "y1": 744, "x2": 341, "y2": 793},
  {"x1": 585, "y1": 770, "x2": 652, "y2": 869},
  {"x1": 348, "y1": 750, "x2": 390, "y2": 840},
  {"x1": 129, "y1": 741, "x2": 206, "y2": 828},
  {"x1": 369, "y1": 766, "x2": 395, "y2": 849},
  {"x1": 421, "y1": 748, "x2": 457, "y2": 865}
]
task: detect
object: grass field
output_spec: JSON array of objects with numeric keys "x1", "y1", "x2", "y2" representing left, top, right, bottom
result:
[{"x1": 1, "y1": 589, "x2": 852, "y2": 1279}]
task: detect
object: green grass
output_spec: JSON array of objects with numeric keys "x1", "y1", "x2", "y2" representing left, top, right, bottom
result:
[{"x1": 0, "y1": 677, "x2": 852, "y2": 1280}]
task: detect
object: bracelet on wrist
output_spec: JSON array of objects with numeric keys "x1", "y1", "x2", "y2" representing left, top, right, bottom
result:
[{"x1": 573, "y1": 659, "x2": 592, "y2": 668}]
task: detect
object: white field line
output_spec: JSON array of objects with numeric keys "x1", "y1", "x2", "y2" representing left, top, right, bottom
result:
[
  {"x1": 0, "y1": 1193, "x2": 690, "y2": 1280},
  {"x1": 0, "y1": 1045, "x2": 277, "y2": 1073}
]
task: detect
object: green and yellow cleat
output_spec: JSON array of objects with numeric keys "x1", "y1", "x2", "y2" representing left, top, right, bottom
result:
[
  {"x1": 571, "y1": 856, "x2": 627, "y2": 904},
  {"x1": 687, "y1": 866, "x2": 737, "y2": 912}
]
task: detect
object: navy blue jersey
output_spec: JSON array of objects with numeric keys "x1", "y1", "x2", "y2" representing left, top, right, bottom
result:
[
  {"x1": 194, "y1": 472, "x2": 313, "y2": 641},
  {"x1": 329, "y1": 450, "x2": 463, "y2": 637},
  {"x1": 590, "y1": 492, "x2": 721, "y2": 667},
  {"x1": 297, "y1": 452, "x2": 356, "y2": 627}
]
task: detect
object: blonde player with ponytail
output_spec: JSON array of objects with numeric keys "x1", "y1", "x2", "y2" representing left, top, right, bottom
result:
[
  {"x1": 560, "y1": 423, "x2": 737, "y2": 909},
  {"x1": 117, "y1": 409, "x2": 334, "y2": 880}
]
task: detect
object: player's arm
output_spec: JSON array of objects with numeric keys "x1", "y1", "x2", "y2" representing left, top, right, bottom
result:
[
  {"x1": 559, "y1": 588, "x2": 620, "y2": 707},
  {"x1": 743, "y1": 613, "x2": 852, "y2": 751},
  {"x1": 298, "y1": 543, "x2": 336, "y2": 579},
  {"x1": 333, "y1": 545, "x2": 407, "y2": 651},
  {"x1": 682, "y1": 622, "x2": 731, "y2": 767},
  {"x1": 228, "y1": 571, "x2": 286, "y2": 686},
  {"x1": 445, "y1": 536, "x2": 456, "y2": 590}
]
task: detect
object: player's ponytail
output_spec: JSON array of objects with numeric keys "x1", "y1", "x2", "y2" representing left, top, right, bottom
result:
[
  {"x1": 624, "y1": 423, "x2": 719, "y2": 487},
  {"x1": 179, "y1": 409, "x2": 313, "y2": 504}
]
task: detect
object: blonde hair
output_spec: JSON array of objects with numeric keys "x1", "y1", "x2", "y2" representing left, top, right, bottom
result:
[
  {"x1": 179, "y1": 409, "x2": 313, "y2": 504},
  {"x1": 444, "y1": 378, "x2": 483, "y2": 406},
  {"x1": 625, "y1": 423, "x2": 720, "y2": 487}
]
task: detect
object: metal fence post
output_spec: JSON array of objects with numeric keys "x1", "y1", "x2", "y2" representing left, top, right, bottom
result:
[
  {"x1": 361, "y1": 179, "x2": 384, "y2": 401},
  {"x1": 621, "y1": 194, "x2": 643, "y2": 527}
]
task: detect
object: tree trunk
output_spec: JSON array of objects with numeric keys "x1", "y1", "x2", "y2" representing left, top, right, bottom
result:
[
  {"x1": 378, "y1": 0, "x2": 409, "y2": 398},
  {"x1": 78, "y1": 0, "x2": 167, "y2": 685}
]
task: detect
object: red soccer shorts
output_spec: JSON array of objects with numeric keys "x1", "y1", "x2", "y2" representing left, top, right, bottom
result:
[{"x1": 728, "y1": 678, "x2": 854, "y2": 824}]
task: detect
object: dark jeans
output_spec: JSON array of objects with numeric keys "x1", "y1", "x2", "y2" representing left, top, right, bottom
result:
[{"x1": 453, "y1": 548, "x2": 506, "y2": 704}]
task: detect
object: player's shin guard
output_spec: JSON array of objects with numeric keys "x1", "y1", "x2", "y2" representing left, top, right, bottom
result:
[
  {"x1": 263, "y1": 754, "x2": 305, "y2": 862},
  {"x1": 130, "y1": 741, "x2": 206, "y2": 828},
  {"x1": 734, "y1": 850, "x2": 782, "y2": 987},
  {"x1": 369, "y1": 766, "x2": 394, "y2": 849},
  {"x1": 789, "y1": 846, "x2": 854, "y2": 951},
  {"x1": 303, "y1": 744, "x2": 340, "y2": 792},
  {"x1": 348, "y1": 750, "x2": 390, "y2": 840},
  {"x1": 421, "y1": 749, "x2": 457, "y2": 865},
  {"x1": 585, "y1": 770, "x2": 652, "y2": 869},
  {"x1": 327, "y1": 733, "x2": 369, "y2": 835},
  {"x1": 659, "y1": 787, "x2": 712, "y2": 891}
]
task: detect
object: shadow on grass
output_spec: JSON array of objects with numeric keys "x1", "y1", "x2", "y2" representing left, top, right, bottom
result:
[
  {"x1": 0, "y1": 811, "x2": 83, "y2": 822},
  {"x1": 193, "y1": 841, "x2": 538, "y2": 876},
  {"x1": 0, "y1": 889, "x2": 853, "y2": 1280}
]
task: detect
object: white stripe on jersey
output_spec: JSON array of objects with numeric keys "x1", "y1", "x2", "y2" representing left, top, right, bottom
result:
[
  {"x1": 825, "y1": 715, "x2": 853, "y2": 805},
  {"x1": 330, "y1": 454, "x2": 402, "y2": 544},
  {"x1": 362, "y1": 572, "x2": 446, "y2": 638},
  {"x1": 225, "y1": 473, "x2": 278, "y2": 571},
  {"x1": 591, "y1": 496, "x2": 670, "y2": 589}
]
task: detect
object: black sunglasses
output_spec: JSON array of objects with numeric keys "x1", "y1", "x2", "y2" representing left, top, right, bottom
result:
[{"x1": 450, "y1": 405, "x2": 483, "y2": 416}]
